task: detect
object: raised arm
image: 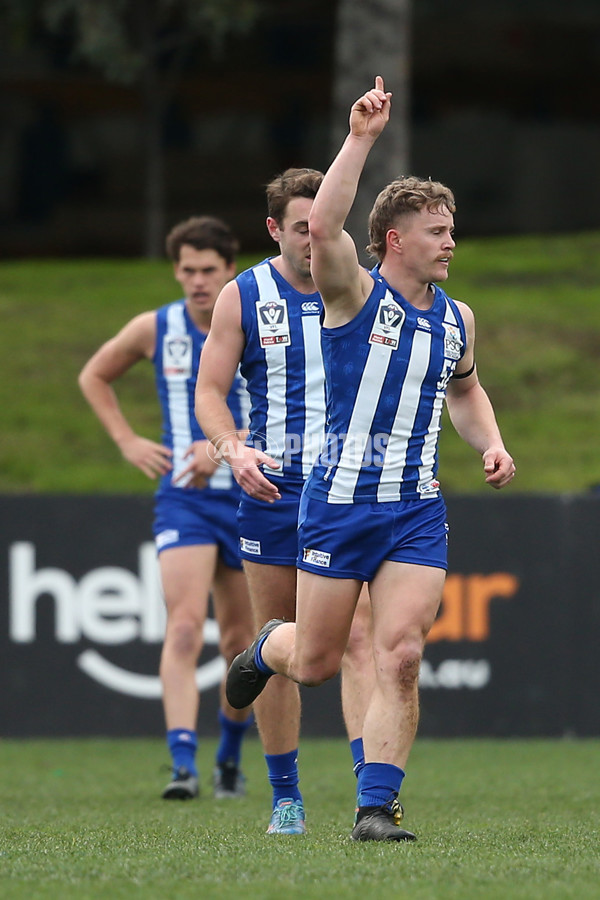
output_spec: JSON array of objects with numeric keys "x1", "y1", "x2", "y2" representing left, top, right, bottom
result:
[
  {"x1": 195, "y1": 281, "x2": 281, "y2": 502},
  {"x1": 446, "y1": 302, "x2": 515, "y2": 489},
  {"x1": 78, "y1": 312, "x2": 173, "y2": 479},
  {"x1": 309, "y1": 75, "x2": 392, "y2": 325}
]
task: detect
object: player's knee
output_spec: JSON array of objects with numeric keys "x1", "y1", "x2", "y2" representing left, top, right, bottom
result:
[
  {"x1": 165, "y1": 617, "x2": 203, "y2": 659},
  {"x1": 394, "y1": 645, "x2": 423, "y2": 691},
  {"x1": 375, "y1": 639, "x2": 422, "y2": 691},
  {"x1": 295, "y1": 651, "x2": 341, "y2": 686}
]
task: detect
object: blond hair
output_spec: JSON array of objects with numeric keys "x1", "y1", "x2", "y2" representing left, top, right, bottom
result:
[{"x1": 367, "y1": 176, "x2": 456, "y2": 261}]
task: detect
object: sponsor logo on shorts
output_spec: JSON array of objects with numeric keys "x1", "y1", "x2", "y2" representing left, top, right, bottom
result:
[
  {"x1": 156, "y1": 529, "x2": 179, "y2": 549},
  {"x1": 302, "y1": 548, "x2": 331, "y2": 567},
  {"x1": 240, "y1": 537, "x2": 261, "y2": 555}
]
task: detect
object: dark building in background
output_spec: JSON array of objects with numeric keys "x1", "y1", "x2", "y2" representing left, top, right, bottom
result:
[{"x1": 0, "y1": 0, "x2": 599, "y2": 257}]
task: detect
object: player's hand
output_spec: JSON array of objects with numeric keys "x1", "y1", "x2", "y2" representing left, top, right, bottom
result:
[
  {"x1": 349, "y1": 75, "x2": 392, "y2": 140},
  {"x1": 217, "y1": 439, "x2": 281, "y2": 502},
  {"x1": 119, "y1": 435, "x2": 173, "y2": 480},
  {"x1": 173, "y1": 440, "x2": 219, "y2": 489},
  {"x1": 483, "y1": 447, "x2": 516, "y2": 489}
]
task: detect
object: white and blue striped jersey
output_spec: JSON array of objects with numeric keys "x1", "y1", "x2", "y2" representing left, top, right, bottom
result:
[
  {"x1": 305, "y1": 268, "x2": 467, "y2": 504},
  {"x1": 238, "y1": 259, "x2": 326, "y2": 483},
  {"x1": 154, "y1": 299, "x2": 247, "y2": 498}
]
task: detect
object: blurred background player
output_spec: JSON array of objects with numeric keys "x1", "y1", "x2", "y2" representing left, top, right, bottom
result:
[
  {"x1": 79, "y1": 216, "x2": 255, "y2": 800},
  {"x1": 195, "y1": 170, "x2": 375, "y2": 834}
]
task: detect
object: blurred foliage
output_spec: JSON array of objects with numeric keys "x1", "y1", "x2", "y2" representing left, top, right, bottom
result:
[
  {"x1": 39, "y1": 0, "x2": 260, "y2": 83},
  {"x1": 0, "y1": 0, "x2": 263, "y2": 256}
]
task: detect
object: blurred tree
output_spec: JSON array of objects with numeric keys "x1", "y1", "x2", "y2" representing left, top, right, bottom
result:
[
  {"x1": 331, "y1": 0, "x2": 412, "y2": 264},
  {"x1": 2, "y1": 0, "x2": 258, "y2": 257}
]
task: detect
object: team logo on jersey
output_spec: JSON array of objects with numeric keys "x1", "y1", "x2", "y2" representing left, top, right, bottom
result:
[
  {"x1": 368, "y1": 297, "x2": 405, "y2": 350},
  {"x1": 443, "y1": 323, "x2": 462, "y2": 360},
  {"x1": 417, "y1": 316, "x2": 431, "y2": 331},
  {"x1": 256, "y1": 297, "x2": 291, "y2": 347},
  {"x1": 163, "y1": 335, "x2": 192, "y2": 377},
  {"x1": 301, "y1": 301, "x2": 320, "y2": 314}
]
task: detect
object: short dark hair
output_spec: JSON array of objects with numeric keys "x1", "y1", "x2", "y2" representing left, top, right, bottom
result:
[
  {"x1": 165, "y1": 216, "x2": 239, "y2": 265},
  {"x1": 266, "y1": 168, "x2": 324, "y2": 225}
]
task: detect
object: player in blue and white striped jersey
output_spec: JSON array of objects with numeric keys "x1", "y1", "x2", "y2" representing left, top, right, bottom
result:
[
  {"x1": 196, "y1": 170, "x2": 375, "y2": 835},
  {"x1": 226, "y1": 78, "x2": 516, "y2": 842},
  {"x1": 79, "y1": 217, "x2": 255, "y2": 802},
  {"x1": 234, "y1": 258, "x2": 326, "y2": 486}
]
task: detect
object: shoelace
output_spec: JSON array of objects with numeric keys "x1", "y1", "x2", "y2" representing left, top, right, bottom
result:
[
  {"x1": 378, "y1": 797, "x2": 405, "y2": 827},
  {"x1": 354, "y1": 793, "x2": 404, "y2": 824},
  {"x1": 276, "y1": 802, "x2": 302, "y2": 826},
  {"x1": 388, "y1": 798, "x2": 404, "y2": 826}
]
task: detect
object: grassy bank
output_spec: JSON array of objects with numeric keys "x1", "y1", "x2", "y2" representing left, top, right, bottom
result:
[{"x1": 1, "y1": 231, "x2": 599, "y2": 494}]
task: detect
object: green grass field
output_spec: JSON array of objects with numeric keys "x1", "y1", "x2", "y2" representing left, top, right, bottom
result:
[
  {"x1": 1, "y1": 230, "x2": 600, "y2": 495},
  {"x1": 1, "y1": 737, "x2": 598, "y2": 899}
]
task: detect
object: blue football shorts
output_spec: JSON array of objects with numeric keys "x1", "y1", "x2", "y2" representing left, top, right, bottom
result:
[
  {"x1": 237, "y1": 479, "x2": 303, "y2": 566},
  {"x1": 153, "y1": 487, "x2": 242, "y2": 570},
  {"x1": 297, "y1": 492, "x2": 449, "y2": 582}
]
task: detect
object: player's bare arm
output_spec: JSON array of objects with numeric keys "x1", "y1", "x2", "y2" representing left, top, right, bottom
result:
[
  {"x1": 446, "y1": 302, "x2": 515, "y2": 489},
  {"x1": 78, "y1": 312, "x2": 173, "y2": 479},
  {"x1": 195, "y1": 281, "x2": 281, "y2": 503},
  {"x1": 309, "y1": 76, "x2": 392, "y2": 326}
]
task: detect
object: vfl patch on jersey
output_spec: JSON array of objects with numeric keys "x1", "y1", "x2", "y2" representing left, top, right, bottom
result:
[
  {"x1": 156, "y1": 529, "x2": 180, "y2": 549},
  {"x1": 240, "y1": 537, "x2": 261, "y2": 555},
  {"x1": 163, "y1": 335, "x2": 193, "y2": 378},
  {"x1": 302, "y1": 547, "x2": 331, "y2": 567},
  {"x1": 443, "y1": 323, "x2": 462, "y2": 360},
  {"x1": 256, "y1": 297, "x2": 291, "y2": 347},
  {"x1": 368, "y1": 297, "x2": 405, "y2": 350}
]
